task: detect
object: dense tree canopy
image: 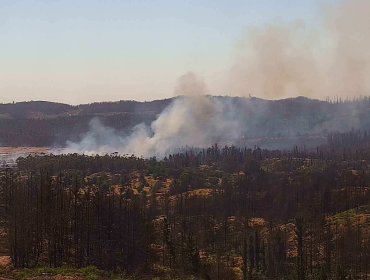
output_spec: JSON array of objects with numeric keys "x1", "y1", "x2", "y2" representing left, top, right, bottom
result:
[{"x1": 1, "y1": 137, "x2": 369, "y2": 279}]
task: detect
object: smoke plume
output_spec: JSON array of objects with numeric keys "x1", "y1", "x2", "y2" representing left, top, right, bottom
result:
[
  {"x1": 174, "y1": 71, "x2": 208, "y2": 96},
  {"x1": 229, "y1": 0, "x2": 370, "y2": 100},
  {"x1": 66, "y1": 72, "x2": 242, "y2": 157},
  {"x1": 65, "y1": 0, "x2": 370, "y2": 157}
]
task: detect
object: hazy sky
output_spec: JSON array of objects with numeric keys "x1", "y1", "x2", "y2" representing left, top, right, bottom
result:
[{"x1": 0, "y1": 0, "x2": 334, "y2": 104}]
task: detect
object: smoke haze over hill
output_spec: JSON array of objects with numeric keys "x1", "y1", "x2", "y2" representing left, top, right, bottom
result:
[
  {"x1": 2, "y1": 0, "x2": 370, "y2": 157},
  {"x1": 67, "y1": 0, "x2": 370, "y2": 160},
  {"x1": 66, "y1": 73, "x2": 243, "y2": 157},
  {"x1": 2, "y1": 95, "x2": 370, "y2": 157},
  {"x1": 64, "y1": 96, "x2": 370, "y2": 157}
]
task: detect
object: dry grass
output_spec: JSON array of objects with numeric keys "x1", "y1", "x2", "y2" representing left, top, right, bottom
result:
[{"x1": 0, "y1": 257, "x2": 11, "y2": 268}]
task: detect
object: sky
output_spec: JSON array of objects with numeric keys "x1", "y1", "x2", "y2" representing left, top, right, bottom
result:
[{"x1": 0, "y1": 0, "x2": 335, "y2": 104}]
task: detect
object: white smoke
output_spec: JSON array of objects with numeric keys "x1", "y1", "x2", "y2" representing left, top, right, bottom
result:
[
  {"x1": 65, "y1": 73, "x2": 242, "y2": 157},
  {"x1": 65, "y1": 0, "x2": 370, "y2": 156}
]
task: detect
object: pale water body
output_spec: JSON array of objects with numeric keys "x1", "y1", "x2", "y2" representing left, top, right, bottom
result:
[
  {"x1": 0, "y1": 147, "x2": 123, "y2": 168},
  {"x1": 0, "y1": 147, "x2": 60, "y2": 168}
]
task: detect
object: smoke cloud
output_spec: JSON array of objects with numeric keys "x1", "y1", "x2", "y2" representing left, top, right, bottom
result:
[
  {"x1": 174, "y1": 71, "x2": 208, "y2": 96},
  {"x1": 229, "y1": 0, "x2": 370, "y2": 100},
  {"x1": 65, "y1": 0, "x2": 370, "y2": 157},
  {"x1": 66, "y1": 72, "x2": 242, "y2": 157}
]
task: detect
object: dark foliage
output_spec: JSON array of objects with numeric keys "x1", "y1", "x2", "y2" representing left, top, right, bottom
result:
[{"x1": 1, "y1": 137, "x2": 369, "y2": 278}]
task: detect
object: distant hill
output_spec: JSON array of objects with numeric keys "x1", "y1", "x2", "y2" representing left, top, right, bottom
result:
[
  {"x1": 1, "y1": 96, "x2": 370, "y2": 148},
  {"x1": 0, "y1": 98, "x2": 173, "y2": 119}
]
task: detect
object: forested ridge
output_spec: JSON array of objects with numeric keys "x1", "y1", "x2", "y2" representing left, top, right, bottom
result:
[
  {"x1": 0, "y1": 99, "x2": 172, "y2": 147},
  {"x1": 2, "y1": 96, "x2": 370, "y2": 148},
  {"x1": 0, "y1": 131, "x2": 370, "y2": 279},
  {"x1": 0, "y1": 99, "x2": 172, "y2": 119}
]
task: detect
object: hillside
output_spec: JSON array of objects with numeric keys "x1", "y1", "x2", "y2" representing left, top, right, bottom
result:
[
  {"x1": 0, "y1": 98, "x2": 172, "y2": 147},
  {"x1": 0, "y1": 98, "x2": 173, "y2": 119},
  {"x1": 1, "y1": 96, "x2": 370, "y2": 148}
]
